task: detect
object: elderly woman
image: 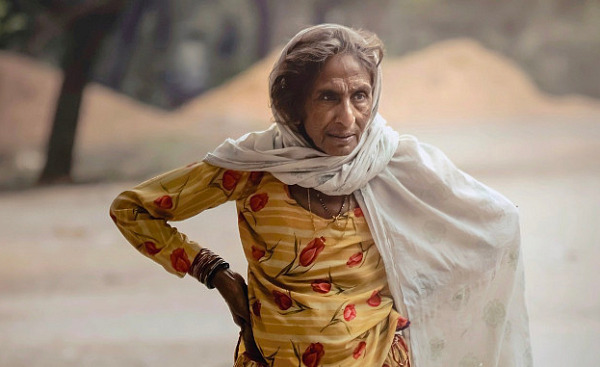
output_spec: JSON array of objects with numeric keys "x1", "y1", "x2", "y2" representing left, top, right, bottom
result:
[{"x1": 111, "y1": 24, "x2": 531, "y2": 367}]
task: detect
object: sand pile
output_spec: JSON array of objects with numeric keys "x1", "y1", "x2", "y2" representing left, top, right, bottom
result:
[
  {"x1": 0, "y1": 51, "x2": 176, "y2": 152},
  {"x1": 170, "y1": 50, "x2": 279, "y2": 143},
  {"x1": 0, "y1": 52, "x2": 59, "y2": 153},
  {"x1": 0, "y1": 51, "x2": 178, "y2": 182},
  {"x1": 379, "y1": 39, "x2": 600, "y2": 123},
  {"x1": 175, "y1": 50, "x2": 278, "y2": 128}
]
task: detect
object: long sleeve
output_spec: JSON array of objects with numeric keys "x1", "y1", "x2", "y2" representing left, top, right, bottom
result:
[{"x1": 109, "y1": 161, "x2": 254, "y2": 277}]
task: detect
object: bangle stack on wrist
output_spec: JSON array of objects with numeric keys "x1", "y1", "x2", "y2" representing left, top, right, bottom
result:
[{"x1": 189, "y1": 248, "x2": 230, "y2": 289}]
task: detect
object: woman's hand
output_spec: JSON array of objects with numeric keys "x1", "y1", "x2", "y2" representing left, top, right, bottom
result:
[
  {"x1": 213, "y1": 269, "x2": 249, "y2": 327},
  {"x1": 212, "y1": 268, "x2": 266, "y2": 364}
]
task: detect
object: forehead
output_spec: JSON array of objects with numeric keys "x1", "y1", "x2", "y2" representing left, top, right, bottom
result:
[{"x1": 312, "y1": 54, "x2": 371, "y2": 89}]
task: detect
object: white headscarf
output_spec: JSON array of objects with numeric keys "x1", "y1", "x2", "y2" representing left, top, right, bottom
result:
[{"x1": 205, "y1": 24, "x2": 532, "y2": 366}]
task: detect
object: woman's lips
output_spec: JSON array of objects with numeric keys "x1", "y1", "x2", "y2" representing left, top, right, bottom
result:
[{"x1": 328, "y1": 133, "x2": 355, "y2": 143}]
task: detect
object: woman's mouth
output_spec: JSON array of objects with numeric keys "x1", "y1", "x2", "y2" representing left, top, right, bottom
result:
[{"x1": 328, "y1": 133, "x2": 355, "y2": 143}]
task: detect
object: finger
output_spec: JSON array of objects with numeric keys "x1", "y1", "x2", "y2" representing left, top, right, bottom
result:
[
  {"x1": 229, "y1": 297, "x2": 251, "y2": 323},
  {"x1": 242, "y1": 327, "x2": 266, "y2": 363},
  {"x1": 221, "y1": 282, "x2": 250, "y2": 322},
  {"x1": 229, "y1": 295, "x2": 251, "y2": 322}
]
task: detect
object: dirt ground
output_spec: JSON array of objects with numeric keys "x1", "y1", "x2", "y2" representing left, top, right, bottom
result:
[{"x1": 1, "y1": 114, "x2": 599, "y2": 366}]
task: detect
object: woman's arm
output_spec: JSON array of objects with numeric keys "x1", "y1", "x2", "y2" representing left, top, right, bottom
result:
[
  {"x1": 109, "y1": 161, "x2": 250, "y2": 276},
  {"x1": 109, "y1": 162, "x2": 266, "y2": 362}
]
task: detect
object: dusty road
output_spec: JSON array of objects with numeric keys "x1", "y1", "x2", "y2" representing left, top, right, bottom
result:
[{"x1": 1, "y1": 116, "x2": 599, "y2": 366}]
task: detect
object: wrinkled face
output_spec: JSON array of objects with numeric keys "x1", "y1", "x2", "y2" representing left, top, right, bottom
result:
[{"x1": 303, "y1": 53, "x2": 373, "y2": 156}]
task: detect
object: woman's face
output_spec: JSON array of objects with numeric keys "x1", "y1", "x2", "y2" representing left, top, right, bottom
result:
[{"x1": 303, "y1": 53, "x2": 373, "y2": 156}]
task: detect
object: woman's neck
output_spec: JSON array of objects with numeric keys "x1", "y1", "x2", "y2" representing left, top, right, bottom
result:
[{"x1": 288, "y1": 185, "x2": 357, "y2": 220}]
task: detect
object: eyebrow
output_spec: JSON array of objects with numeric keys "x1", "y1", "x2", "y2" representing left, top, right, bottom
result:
[{"x1": 313, "y1": 81, "x2": 372, "y2": 95}]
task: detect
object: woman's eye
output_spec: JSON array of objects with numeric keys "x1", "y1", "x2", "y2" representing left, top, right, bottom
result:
[
  {"x1": 321, "y1": 93, "x2": 336, "y2": 101},
  {"x1": 353, "y1": 92, "x2": 368, "y2": 101}
]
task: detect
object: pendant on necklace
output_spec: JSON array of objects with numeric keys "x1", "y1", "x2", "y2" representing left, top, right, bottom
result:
[
  {"x1": 332, "y1": 215, "x2": 346, "y2": 230},
  {"x1": 312, "y1": 189, "x2": 349, "y2": 231}
]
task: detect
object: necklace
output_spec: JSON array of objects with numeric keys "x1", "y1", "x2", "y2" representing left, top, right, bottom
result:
[
  {"x1": 306, "y1": 188, "x2": 348, "y2": 230},
  {"x1": 306, "y1": 188, "x2": 350, "y2": 235},
  {"x1": 307, "y1": 187, "x2": 317, "y2": 234},
  {"x1": 315, "y1": 190, "x2": 347, "y2": 222}
]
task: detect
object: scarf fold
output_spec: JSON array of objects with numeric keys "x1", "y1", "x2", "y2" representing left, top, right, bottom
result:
[{"x1": 206, "y1": 114, "x2": 398, "y2": 195}]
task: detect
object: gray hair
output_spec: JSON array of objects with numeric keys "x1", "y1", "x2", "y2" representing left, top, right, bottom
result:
[{"x1": 269, "y1": 24, "x2": 384, "y2": 132}]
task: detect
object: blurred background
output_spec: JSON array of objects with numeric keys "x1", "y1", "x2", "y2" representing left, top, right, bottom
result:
[{"x1": 0, "y1": 0, "x2": 599, "y2": 366}]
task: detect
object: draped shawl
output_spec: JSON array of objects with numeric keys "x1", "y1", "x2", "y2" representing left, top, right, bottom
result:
[{"x1": 204, "y1": 24, "x2": 532, "y2": 366}]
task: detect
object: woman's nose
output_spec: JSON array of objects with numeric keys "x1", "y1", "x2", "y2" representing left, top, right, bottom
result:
[{"x1": 337, "y1": 99, "x2": 355, "y2": 126}]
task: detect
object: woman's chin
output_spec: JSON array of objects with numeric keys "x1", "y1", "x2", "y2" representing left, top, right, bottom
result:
[{"x1": 322, "y1": 142, "x2": 357, "y2": 156}]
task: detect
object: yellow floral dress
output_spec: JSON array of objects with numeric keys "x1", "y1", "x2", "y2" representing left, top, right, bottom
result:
[{"x1": 110, "y1": 162, "x2": 410, "y2": 367}]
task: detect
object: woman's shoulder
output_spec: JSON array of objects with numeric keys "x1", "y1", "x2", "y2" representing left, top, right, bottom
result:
[
  {"x1": 394, "y1": 134, "x2": 419, "y2": 152},
  {"x1": 392, "y1": 134, "x2": 432, "y2": 163}
]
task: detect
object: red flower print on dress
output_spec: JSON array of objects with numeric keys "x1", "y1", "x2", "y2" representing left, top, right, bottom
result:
[
  {"x1": 152, "y1": 174, "x2": 190, "y2": 212},
  {"x1": 397, "y1": 315, "x2": 411, "y2": 331},
  {"x1": 383, "y1": 364, "x2": 390, "y2": 367},
  {"x1": 367, "y1": 290, "x2": 381, "y2": 307},
  {"x1": 299, "y1": 237, "x2": 326, "y2": 267},
  {"x1": 353, "y1": 207, "x2": 363, "y2": 217},
  {"x1": 153, "y1": 195, "x2": 173, "y2": 209},
  {"x1": 249, "y1": 171, "x2": 264, "y2": 185},
  {"x1": 251, "y1": 246, "x2": 265, "y2": 261},
  {"x1": 353, "y1": 341, "x2": 366, "y2": 359},
  {"x1": 346, "y1": 252, "x2": 363, "y2": 267},
  {"x1": 272, "y1": 290, "x2": 292, "y2": 310},
  {"x1": 252, "y1": 300, "x2": 261, "y2": 317},
  {"x1": 222, "y1": 170, "x2": 242, "y2": 191},
  {"x1": 249, "y1": 193, "x2": 269, "y2": 212},
  {"x1": 343, "y1": 304, "x2": 357, "y2": 321},
  {"x1": 144, "y1": 241, "x2": 160, "y2": 255},
  {"x1": 320, "y1": 301, "x2": 353, "y2": 333},
  {"x1": 302, "y1": 342, "x2": 324, "y2": 367},
  {"x1": 170, "y1": 248, "x2": 190, "y2": 273},
  {"x1": 311, "y1": 279, "x2": 331, "y2": 294}
]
